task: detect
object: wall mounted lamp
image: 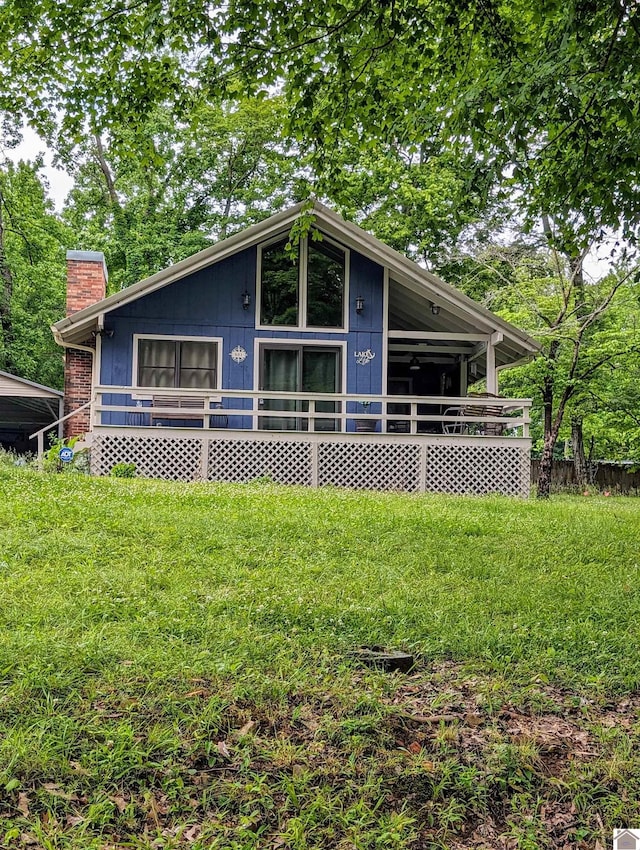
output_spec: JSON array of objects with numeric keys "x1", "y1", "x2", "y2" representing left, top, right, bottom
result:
[
  {"x1": 92, "y1": 328, "x2": 114, "y2": 338},
  {"x1": 355, "y1": 295, "x2": 365, "y2": 314},
  {"x1": 242, "y1": 290, "x2": 251, "y2": 310},
  {"x1": 430, "y1": 302, "x2": 441, "y2": 315}
]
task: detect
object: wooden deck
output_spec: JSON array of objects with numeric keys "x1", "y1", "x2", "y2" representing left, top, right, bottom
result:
[{"x1": 88, "y1": 387, "x2": 532, "y2": 496}]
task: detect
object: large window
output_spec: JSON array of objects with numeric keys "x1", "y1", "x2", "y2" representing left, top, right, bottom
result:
[
  {"x1": 136, "y1": 338, "x2": 218, "y2": 389},
  {"x1": 307, "y1": 238, "x2": 345, "y2": 327},
  {"x1": 259, "y1": 344, "x2": 342, "y2": 431},
  {"x1": 258, "y1": 231, "x2": 347, "y2": 330}
]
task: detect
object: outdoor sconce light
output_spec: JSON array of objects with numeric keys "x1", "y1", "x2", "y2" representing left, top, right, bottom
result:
[
  {"x1": 430, "y1": 302, "x2": 441, "y2": 315},
  {"x1": 409, "y1": 355, "x2": 421, "y2": 371},
  {"x1": 355, "y1": 295, "x2": 365, "y2": 314},
  {"x1": 242, "y1": 290, "x2": 251, "y2": 310}
]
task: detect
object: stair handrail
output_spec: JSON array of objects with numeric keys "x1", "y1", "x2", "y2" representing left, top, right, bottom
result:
[{"x1": 29, "y1": 396, "x2": 95, "y2": 462}]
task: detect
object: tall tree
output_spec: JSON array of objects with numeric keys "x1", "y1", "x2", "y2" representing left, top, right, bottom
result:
[
  {"x1": 0, "y1": 159, "x2": 69, "y2": 387},
  {"x1": 2, "y1": 2, "x2": 637, "y2": 247},
  {"x1": 62, "y1": 98, "x2": 303, "y2": 290},
  {"x1": 450, "y1": 242, "x2": 640, "y2": 493},
  {"x1": 327, "y1": 141, "x2": 504, "y2": 267}
]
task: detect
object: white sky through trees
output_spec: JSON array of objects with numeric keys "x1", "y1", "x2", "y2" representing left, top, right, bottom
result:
[
  {"x1": 7, "y1": 126, "x2": 73, "y2": 211},
  {"x1": 4, "y1": 126, "x2": 612, "y2": 278}
]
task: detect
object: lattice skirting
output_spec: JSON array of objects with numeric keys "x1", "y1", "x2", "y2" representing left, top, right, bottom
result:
[
  {"x1": 318, "y1": 442, "x2": 422, "y2": 491},
  {"x1": 91, "y1": 434, "x2": 203, "y2": 481},
  {"x1": 425, "y1": 443, "x2": 530, "y2": 497},
  {"x1": 208, "y1": 440, "x2": 313, "y2": 486},
  {"x1": 91, "y1": 432, "x2": 531, "y2": 496}
]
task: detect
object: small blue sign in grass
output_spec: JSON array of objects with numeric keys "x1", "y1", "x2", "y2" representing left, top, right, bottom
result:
[{"x1": 59, "y1": 447, "x2": 74, "y2": 463}]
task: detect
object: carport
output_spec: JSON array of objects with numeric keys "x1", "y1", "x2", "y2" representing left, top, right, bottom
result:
[{"x1": 0, "y1": 370, "x2": 63, "y2": 453}]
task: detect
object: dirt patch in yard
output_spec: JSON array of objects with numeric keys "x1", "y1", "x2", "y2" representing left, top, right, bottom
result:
[{"x1": 3, "y1": 662, "x2": 639, "y2": 849}]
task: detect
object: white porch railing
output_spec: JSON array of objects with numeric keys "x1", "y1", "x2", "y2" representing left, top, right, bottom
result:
[{"x1": 92, "y1": 385, "x2": 531, "y2": 437}]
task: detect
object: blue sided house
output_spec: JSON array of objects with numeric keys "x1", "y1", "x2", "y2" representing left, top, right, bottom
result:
[{"x1": 52, "y1": 201, "x2": 539, "y2": 495}]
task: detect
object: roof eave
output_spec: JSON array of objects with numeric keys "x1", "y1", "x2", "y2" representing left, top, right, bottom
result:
[
  {"x1": 54, "y1": 200, "x2": 540, "y2": 358},
  {"x1": 310, "y1": 202, "x2": 540, "y2": 355},
  {"x1": 0, "y1": 369, "x2": 63, "y2": 397}
]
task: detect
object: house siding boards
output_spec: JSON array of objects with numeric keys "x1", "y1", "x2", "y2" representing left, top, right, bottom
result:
[
  {"x1": 0, "y1": 372, "x2": 62, "y2": 399},
  {"x1": 99, "y1": 244, "x2": 385, "y2": 427}
]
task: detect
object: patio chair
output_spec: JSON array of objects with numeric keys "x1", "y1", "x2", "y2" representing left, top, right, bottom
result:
[{"x1": 442, "y1": 406, "x2": 466, "y2": 434}]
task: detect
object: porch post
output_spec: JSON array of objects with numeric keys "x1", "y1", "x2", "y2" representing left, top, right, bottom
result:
[
  {"x1": 486, "y1": 332, "x2": 502, "y2": 395},
  {"x1": 485, "y1": 342, "x2": 496, "y2": 394},
  {"x1": 459, "y1": 356, "x2": 468, "y2": 395}
]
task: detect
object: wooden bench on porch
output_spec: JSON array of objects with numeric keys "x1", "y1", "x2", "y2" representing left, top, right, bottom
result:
[
  {"x1": 151, "y1": 395, "x2": 207, "y2": 426},
  {"x1": 442, "y1": 393, "x2": 511, "y2": 436},
  {"x1": 149, "y1": 395, "x2": 228, "y2": 428}
]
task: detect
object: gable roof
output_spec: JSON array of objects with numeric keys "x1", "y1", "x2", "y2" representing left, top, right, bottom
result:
[
  {"x1": 616, "y1": 831, "x2": 638, "y2": 850},
  {"x1": 52, "y1": 201, "x2": 539, "y2": 360}
]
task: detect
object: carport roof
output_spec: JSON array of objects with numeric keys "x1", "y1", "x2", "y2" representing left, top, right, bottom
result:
[
  {"x1": 0, "y1": 371, "x2": 62, "y2": 434},
  {"x1": 0, "y1": 370, "x2": 62, "y2": 399}
]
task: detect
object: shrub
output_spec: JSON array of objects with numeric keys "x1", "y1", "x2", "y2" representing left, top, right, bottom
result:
[
  {"x1": 110, "y1": 462, "x2": 137, "y2": 478},
  {"x1": 0, "y1": 448, "x2": 33, "y2": 468},
  {"x1": 43, "y1": 434, "x2": 89, "y2": 474}
]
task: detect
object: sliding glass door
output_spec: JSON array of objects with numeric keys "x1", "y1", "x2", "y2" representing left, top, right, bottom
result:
[{"x1": 259, "y1": 345, "x2": 341, "y2": 431}]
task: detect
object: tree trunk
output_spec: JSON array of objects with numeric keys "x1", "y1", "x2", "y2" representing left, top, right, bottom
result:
[
  {"x1": 0, "y1": 188, "x2": 15, "y2": 372},
  {"x1": 94, "y1": 134, "x2": 119, "y2": 207},
  {"x1": 571, "y1": 415, "x2": 588, "y2": 488},
  {"x1": 536, "y1": 428, "x2": 557, "y2": 500},
  {"x1": 536, "y1": 365, "x2": 556, "y2": 498}
]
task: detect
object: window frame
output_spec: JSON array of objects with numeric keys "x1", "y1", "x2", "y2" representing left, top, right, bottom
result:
[
  {"x1": 255, "y1": 230, "x2": 350, "y2": 333},
  {"x1": 132, "y1": 334, "x2": 223, "y2": 391}
]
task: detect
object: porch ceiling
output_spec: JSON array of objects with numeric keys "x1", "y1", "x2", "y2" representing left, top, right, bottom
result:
[{"x1": 388, "y1": 278, "x2": 528, "y2": 367}]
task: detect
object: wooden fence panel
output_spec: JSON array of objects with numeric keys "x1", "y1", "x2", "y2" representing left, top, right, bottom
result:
[{"x1": 531, "y1": 460, "x2": 640, "y2": 493}]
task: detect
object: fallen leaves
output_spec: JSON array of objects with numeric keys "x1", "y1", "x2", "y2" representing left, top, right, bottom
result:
[
  {"x1": 217, "y1": 740, "x2": 231, "y2": 759},
  {"x1": 236, "y1": 719, "x2": 256, "y2": 737},
  {"x1": 17, "y1": 792, "x2": 30, "y2": 817},
  {"x1": 183, "y1": 823, "x2": 201, "y2": 842},
  {"x1": 184, "y1": 688, "x2": 209, "y2": 698},
  {"x1": 4, "y1": 662, "x2": 636, "y2": 850},
  {"x1": 110, "y1": 794, "x2": 129, "y2": 813},
  {"x1": 42, "y1": 783, "x2": 78, "y2": 801}
]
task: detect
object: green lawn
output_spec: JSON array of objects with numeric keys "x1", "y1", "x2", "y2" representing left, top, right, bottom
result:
[{"x1": 1, "y1": 465, "x2": 639, "y2": 849}]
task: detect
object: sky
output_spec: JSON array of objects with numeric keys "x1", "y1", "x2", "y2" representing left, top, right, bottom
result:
[{"x1": 8, "y1": 125, "x2": 74, "y2": 211}]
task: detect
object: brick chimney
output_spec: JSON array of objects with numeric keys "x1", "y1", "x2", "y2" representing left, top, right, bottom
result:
[{"x1": 63, "y1": 251, "x2": 108, "y2": 437}]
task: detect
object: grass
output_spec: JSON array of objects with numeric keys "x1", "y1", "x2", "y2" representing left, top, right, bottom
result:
[{"x1": 1, "y1": 464, "x2": 639, "y2": 848}]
